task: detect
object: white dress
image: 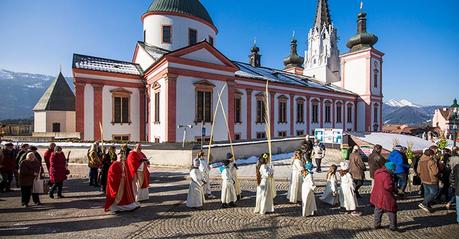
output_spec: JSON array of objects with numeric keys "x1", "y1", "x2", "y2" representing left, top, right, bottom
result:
[
  {"x1": 186, "y1": 168, "x2": 205, "y2": 208},
  {"x1": 287, "y1": 159, "x2": 304, "y2": 203},
  {"x1": 229, "y1": 162, "x2": 241, "y2": 196},
  {"x1": 254, "y1": 164, "x2": 275, "y2": 214},
  {"x1": 302, "y1": 173, "x2": 317, "y2": 217},
  {"x1": 320, "y1": 173, "x2": 338, "y2": 206},
  {"x1": 221, "y1": 167, "x2": 237, "y2": 204},
  {"x1": 339, "y1": 173, "x2": 358, "y2": 211},
  {"x1": 134, "y1": 162, "x2": 149, "y2": 202},
  {"x1": 198, "y1": 157, "x2": 212, "y2": 195}
]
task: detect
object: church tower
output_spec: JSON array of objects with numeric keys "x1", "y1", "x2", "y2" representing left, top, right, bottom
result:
[
  {"x1": 340, "y1": 3, "x2": 384, "y2": 132},
  {"x1": 303, "y1": 0, "x2": 340, "y2": 83}
]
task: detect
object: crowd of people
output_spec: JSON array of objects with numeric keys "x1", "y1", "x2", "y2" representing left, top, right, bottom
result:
[
  {"x1": 1, "y1": 138, "x2": 459, "y2": 230},
  {"x1": 0, "y1": 142, "x2": 70, "y2": 207},
  {"x1": 183, "y1": 138, "x2": 459, "y2": 232}
]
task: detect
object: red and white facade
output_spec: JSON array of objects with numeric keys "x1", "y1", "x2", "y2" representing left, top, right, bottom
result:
[{"x1": 72, "y1": 1, "x2": 384, "y2": 143}]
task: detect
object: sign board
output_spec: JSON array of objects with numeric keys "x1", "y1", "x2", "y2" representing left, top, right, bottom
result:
[{"x1": 314, "y1": 128, "x2": 343, "y2": 144}]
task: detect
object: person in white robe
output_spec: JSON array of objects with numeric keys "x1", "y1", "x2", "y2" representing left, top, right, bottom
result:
[
  {"x1": 254, "y1": 153, "x2": 275, "y2": 215},
  {"x1": 287, "y1": 150, "x2": 304, "y2": 203},
  {"x1": 186, "y1": 157, "x2": 206, "y2": 208},
  {"x1": 302, "y1": 162, "x2": 317, "y2": 217},
  {"x1": 197, "y1": 151, "x2": 215, "y2": 199},
  {"x1": 338, "y1": 162, "x2": 360, "y2": 216},
  {"x1": 227, "y1": 153, "x2": 242, "y2": 200},
  {"x1": 221, "y1": 159, "x2": 237, "y2": 208},
  {"x1": 320, "y1": 164, "x2": 339, "y2": 206}
]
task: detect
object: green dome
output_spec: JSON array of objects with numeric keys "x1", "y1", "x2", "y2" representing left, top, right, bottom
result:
[
  {"x1": 148, "y1": 0, "x2": 214, "y2": 26},
  {"x1": 346, "y1": 12, "x2": 378, "y2": 52}
]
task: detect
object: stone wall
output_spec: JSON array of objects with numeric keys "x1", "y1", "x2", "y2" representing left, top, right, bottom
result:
[{"x1": 34, "y1": 137, "x2": 314, "y2": 168}]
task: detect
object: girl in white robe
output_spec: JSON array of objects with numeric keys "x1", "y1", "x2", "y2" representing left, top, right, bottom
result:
[
  {"x1": 338, "y1": 162, "x2": 360, "y2": 216},
  {"x1": 320, "y1": 164, "x2": 339, "y2": 206},
  {"x1": 301, "y1": 165, "x2": 317, "y2": 217},
  {"x1": 186, "y1": 159, "x2": 205, "y2": 209},
  {"x1": 287, "y1": 150, "x2": 304, "y2": 203},
  {"x1": 254, "y1": 154, "x2": 275, "y2": 215},
  {"x1": 227, "y1": 153, "x2": 242, "y2": 200},
  {"x1": 221, "y1": 160, "x2": 237, "y2": 208}
]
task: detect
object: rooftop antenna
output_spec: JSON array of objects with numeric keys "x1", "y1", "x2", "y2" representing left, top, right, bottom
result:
[{"x1": 59, "y1": 64, "x2": 62, "y2": 73}]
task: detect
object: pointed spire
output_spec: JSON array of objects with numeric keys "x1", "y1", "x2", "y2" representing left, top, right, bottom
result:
[
  {"x1": 313, "y1": 0, "x2": 332, "y2": 29},
  {"x1": 33, "y1": 71, "x2": 75, "y2": 112},
  {"x1": 249, "y1": 38, "x2": 261, "y2": 67}
]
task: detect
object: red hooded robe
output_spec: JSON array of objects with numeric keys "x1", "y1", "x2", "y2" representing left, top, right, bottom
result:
[
  {"x1": 104, "y1": 160, "x2": 136, "y2": 212},
  {"x1": 127, "y1": 151, "x2": 149, "y2": 189}
]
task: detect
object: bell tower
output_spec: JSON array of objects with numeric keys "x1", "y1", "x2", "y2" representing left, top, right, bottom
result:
[
  {"x1": 303, "y1": 0, "x2": 340, "y2": 84},
  {"x1": 340, "y1": 3, "x2": 384, "y2": 132}
]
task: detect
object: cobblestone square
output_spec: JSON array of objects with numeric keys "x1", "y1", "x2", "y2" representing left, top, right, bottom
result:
[{"x1": 0, "y1": 171, "x2": 458, "y2": 239}]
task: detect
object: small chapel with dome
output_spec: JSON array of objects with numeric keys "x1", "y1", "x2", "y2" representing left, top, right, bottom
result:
[{"x1": 70, "y1": 0, "x2": 384, "y2": 142}]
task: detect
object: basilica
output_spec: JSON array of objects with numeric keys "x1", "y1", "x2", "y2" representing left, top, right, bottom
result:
[{"x1": 70, "y1": 0, "x2": 384, "y2": 143}]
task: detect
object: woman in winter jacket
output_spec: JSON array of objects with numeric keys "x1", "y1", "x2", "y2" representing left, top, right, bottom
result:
[
  {"x1": 370, "y1": 162, "x2": 398, "y2": 231},
  {"x1": 19, "y1": 152, "x2": 41, "y2": 207},
  {"x1": 49, "y1": 146, "x2": 68, "y2": 198}
]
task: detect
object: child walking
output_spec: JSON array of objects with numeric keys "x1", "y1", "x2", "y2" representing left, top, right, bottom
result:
[
  {"x1": 338, "y1": 162, "x2": 360, "y2": 216},
  {"x1": 320, "y1": 164, "x2": 339, "y2": 206},
  {"x1": 302, "y1": 162, "x2": 317, "y2": 216}
]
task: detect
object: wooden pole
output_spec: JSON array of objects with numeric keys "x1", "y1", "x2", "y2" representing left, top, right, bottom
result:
[
  {"x1": 207, "y1": 85, "x2": 227, "y2": 163},
  {"x1": 264, "y1": 81, "x2": 272, "y2": 163},
  {"x1": 216, "y1": 83, "x2": 235, "y2": 160}
]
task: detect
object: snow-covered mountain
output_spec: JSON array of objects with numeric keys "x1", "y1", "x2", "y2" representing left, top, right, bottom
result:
[
  {"x1": 383, "y1": 99, "x2": 446, "y2": 126},
  {"x1": 385, "y1": 99, "x2": 422, "y2": 108},
  {"x1": 0, "y1": 69, "x2": 73, "y2": 120}
]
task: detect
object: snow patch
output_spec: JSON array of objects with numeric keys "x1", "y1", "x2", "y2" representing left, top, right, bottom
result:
[{"x1": 385, "y1": 99, "x2": 422, "y2": 108}]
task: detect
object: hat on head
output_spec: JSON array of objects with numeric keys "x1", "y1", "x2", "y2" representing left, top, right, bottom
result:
[
  {"x1": 5, "y1": 142, "x2": 14, "y2": 147},
  {"x1": 385, "y1": 162, "x2": 396, "y2": 172},
  {"x1": 30, "y1": 146, "x2": 38, "y2": 151},
  {"x1": 226, "y1": 153, "x2": 233, "y2": 160},
  {"x1": 393, "y1": 145, "x2": 403, "y2": 151},
  {"x1": 340, "y1": 162, "x2": 349, "y2": 170}
]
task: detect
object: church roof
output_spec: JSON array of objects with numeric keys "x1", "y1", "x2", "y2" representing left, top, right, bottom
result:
[
  {"x1": 313, "y1": 0, "x2": 332, "y2": 29},
  {"x1": 73, "y1": 54, "x2": 143, "y2": 76},
  {"x1": 33, "y1": 72, "x2": 75, "y2": 112},
  {"x1": 138, "y1": 41, "x2": 170, "y2": 62},
  {"x1": 234, "y1": 61, "x2": 356, "y2": 96},
  {"x1": 147, "y1": 0, "x2": 214, "y2": 26}
]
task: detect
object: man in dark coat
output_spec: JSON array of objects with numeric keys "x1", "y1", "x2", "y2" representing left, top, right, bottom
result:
[
  {"x1": 349, "y1": 145, "x2": 366, "y2": 198},
  {"x1": 371, "y1": 162, "x2": 398, "y2": 231},
  {"x1": 0, "y1": 143, "x2": 16, "y2": 192}
]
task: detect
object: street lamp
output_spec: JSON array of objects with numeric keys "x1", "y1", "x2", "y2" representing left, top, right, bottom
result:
[
  {"x1": 177, "y1": 125, "x2": 193, "y2": 148},
  {"x1": 448, "y1": 99, "x2": 459, "y2": 148}
]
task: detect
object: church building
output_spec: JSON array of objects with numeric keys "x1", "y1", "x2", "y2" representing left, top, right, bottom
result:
[{"x1": 71, "y1": 0, "x2": 384, "y2": 143}]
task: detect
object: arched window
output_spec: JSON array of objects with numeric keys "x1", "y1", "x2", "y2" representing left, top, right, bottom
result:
[
  {"x1": 324, "y1": 100, "x2": 332, "y2": 123},
  {"x1": 374, "y1": 103, "x2": 379, "y2": 123},
  {"x1": 373, "y1": 62, "x2": 379, "y2": 88},
  {"x1": 311, "y1": 99, "x2": 319, "y2": 124},
  {"x1": 347, "y1": 103, "x2": 353, "y2": 123},
  {"x1": 336, "y1": 102, "x2": 343, "y2": 123}
]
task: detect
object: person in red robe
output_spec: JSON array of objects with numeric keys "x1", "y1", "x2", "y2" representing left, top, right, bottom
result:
[
  {"x1": 104, "y1": 152, "x2": 139, "y2": 212},
  {"x1": 127, "y1": 144, "x2": 150, "y2": 202}
]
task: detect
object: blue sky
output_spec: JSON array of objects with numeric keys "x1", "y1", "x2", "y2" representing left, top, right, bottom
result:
[{"x1": 0, "y1": 0, "x2": 457, "y2": 106}]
